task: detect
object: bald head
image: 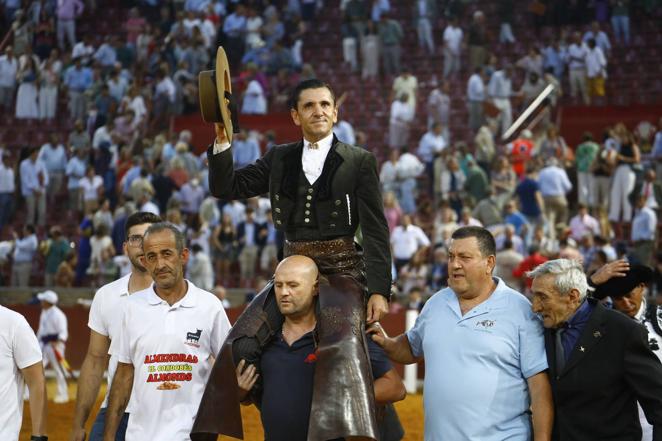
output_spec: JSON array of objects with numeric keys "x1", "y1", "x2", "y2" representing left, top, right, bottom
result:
[{"x1": 274, "y1": 256, "x2": 320, "y2": 319}]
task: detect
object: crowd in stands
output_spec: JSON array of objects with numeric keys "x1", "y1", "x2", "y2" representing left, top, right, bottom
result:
[{"x1": 0, "y1": 0, "x2": 661, "y2": 309}]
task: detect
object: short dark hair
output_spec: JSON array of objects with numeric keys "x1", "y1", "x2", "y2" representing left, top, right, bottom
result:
[
  {"x1": 451, "y1": 226, "x2": 496, "y2": 257},
  {"x1": 143, "y1": 222, "x2": 186, "y2": 253},
  {"x1": 125, "y1": 212, "x2": 162, "y2": 238},
  {"x1": 288, "y1": 79, "x2": 335, "y2": 110}
]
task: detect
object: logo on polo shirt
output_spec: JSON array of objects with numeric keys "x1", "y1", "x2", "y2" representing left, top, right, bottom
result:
[
  {"x1": 185, "y1": 328, "x2": 202, "y2": 347},
  {"x1": 476, "y1": 319, "x2": 495, "y2": 329},
  {"x1": 144, "y1": 353, "x2": 199, "y2": 389}
]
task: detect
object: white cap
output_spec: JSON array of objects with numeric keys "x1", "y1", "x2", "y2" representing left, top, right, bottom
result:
[{"x1": 37, "y1": 290, "x2": 58, "y2": 304}]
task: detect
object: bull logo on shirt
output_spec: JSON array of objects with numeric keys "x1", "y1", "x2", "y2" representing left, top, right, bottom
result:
[
  {"x1": 476, "y1": 320, "x2": 495, "y2": 328},
  {"x1": 185, "y1": 329, "x2": 202, "y2": 347}
]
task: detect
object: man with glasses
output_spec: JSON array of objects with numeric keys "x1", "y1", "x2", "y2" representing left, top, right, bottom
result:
[{"x1": 70, "y1": 212, "x2": 161, "y2": 441}]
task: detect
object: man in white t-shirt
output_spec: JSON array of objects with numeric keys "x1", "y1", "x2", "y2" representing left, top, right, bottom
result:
[
  {"x1": 70, "y1": 212, "x2": 161, "y2": 441},
  {"x1": 442, "y1": 16, "x2": 463, "y2": 78},
  {"x1": 36, "y1": 290, "x2": 69, "y2": 403},
  {"x1": 0, "y1": 306, "x2": 48, "y2": 441},
  {"x1": 104, "y1": 222, "x2": 231, "y2": 441},
  {"x1": 390, "y1": 214, "x2": 431, "y2": 272}
]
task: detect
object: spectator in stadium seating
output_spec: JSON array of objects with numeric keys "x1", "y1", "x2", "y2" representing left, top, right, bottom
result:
[
  {"x1": 179, "y1": 177, "x2": 205, "y2": 220},
  {"x1": 495, "y1": 224, "x2": 525, "y2": 255},
  {"x1": 399, "y1": 251, "x2": 430, "y2": 295},
  {"x1": 395, "y1": 147, "x2": 425, "y2": 214},
  {"x1": 20, "y1": 147, "x2": 48, "y2": 227},
  {"x1": 631, "y1": 194, "x2": 657, "y2": 266},
  {"x1": 426, "y1": 79, "x2": 450, "y2": 134},
  {"x1": 583, "y1": 21, "x2": 611, "y2": 55},
  {"x1": 65, "y1": 147, "x2": 86, "y2": 212},
  {"x1": 495, "y1": 239, "x2": 524, "y2": 290},
  {"x1": 519, "y1": 71, "x2": 546, "y2": 108},
  {"x1": 538, "y1": 158, "x2": 572, "y2": 239},
  {"x1": 15, "y1": 54, "x2": 39, "y2": 119},
  {"x1": 388, "y1": 93, "x2": 414, "y2": 150},
  {"x1": 392, "y1": 69, "x2": 418, "y2": 113},
  {"x1": 11, "y1": 224, "x2": 37, "y2": 286},
  {"x1": 38, "y1": 51, "x2": 61, "y2": 120},
  {"x1": 568, "y1": 203, "x2": 601, "y2": 241},
  {"x1": 566, "y1": 32, "x2": 589, "y2": 105},
  {"x1": 80, "y1": 165, "x2": 104, "y2": 213},
  {"x1": 237, "y1": 207, "x2": 265, "y2": 288},
  {"x1": 574, "y1": 132, "x2": 600, "y2": 208},
  {"x1": 129, "y1": 167, "x2": 155, "y2": 203},
  {"x1": 222, "y1": 4, "x2": 247, "y2": 67},
  {"x1": 464, "y1": 158, "x2": 489, "y2": 205},
  {"x1": 43, "y1": 225, "x2": 70, "y2": 287},
  {"x1": 378, "y1": 13, "x2": 403, "y2": 76},
  {"x1": 630, "y1": 168, "x2": 662, "y2": 212},
  {"x1": 212, "y1": 212, "x2": 239, "y2": 285},
  {"x1": 472, "y1": 187, "x2": 503, "y2": 229},
  {"x1": 63, "y1": 57, "x2": 93, "y2": 121},
  {"x1": 57, "y1": 0, "x2": 84, "y2": 51},
  {"x1": 516, "y1": 164, "x2": 545, "y2": 227},
  {"x1": 611, "y1": 0, "x2": 631, "y2": 45},
  {"x1": 391, "y1": 214, "x2": 430, "y2": 272},
  {"x1": 231, "y1": 129, "x2": 262, "y2": 169},
  {"x1": 360, "y1": 20, "x2": 380, "y2": 80},
  {"x1": 0, "y1": 46, "x2": 18, "y2": 111},
  {"x1": 188, "y1": 243, "x2": 214, "y2": 291},
  {"x1": 38, "y1": 134, "x2": 67, "y2": 205},
  {"x1": 497, "y1": 0, "x2": 515, "y2": 44},
  {"x1": 491, "y1": 156, "x2": 516, "y2": 210},
  {"x1": 585, "y1": 38, "x2": 607, "y2": 104},
  {"x1": 413, "y1": 0, "x2": 437, "y2": 54},
  {"x1": 540, "y1": 125, "x2": 570, "y2": 166},
  {"x1": 442, "y1": 16, "x2": 463, "y2": 78},
  {"x1": 0, "y1": 152, "x2": 15, "y2": 233},
  {"x1": 517, "y1": 47, "x2": 544, "y2": 77},
  {"x1": 503, "y1": 200, "x2": 530, "y2": 238},
  {"x1": 467, "y1": 10, "x2": 488, "y2": 70},
  {"x1": 418, "y1": 121, "x2": 447, "y2": 176},
  {"x1": 608, "y1": 125, "x2": 639, "y2": 236},
  {"x1": 487, "y1": 63, "x2": 513, "y2": 136},
  {"x1": 542, "y1": 39, "x2": 566, "y2": 81},
  {"x1": 71, "y1": 34, "x2": 95, "y2": 65},
  {"x1": 241, "y1": 66, "x2": 268, "y2": 115}
]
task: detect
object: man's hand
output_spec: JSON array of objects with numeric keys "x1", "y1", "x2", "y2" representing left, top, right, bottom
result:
[
  {"x1": 235, "y1": 359, "x2": 258, "y2": 402},
  {"x1": 366, "y1": 321, "x2": 389, "y2": 348},
  {"x1": 590, "y1": 259, "x2": 630, "y2": 285},
  {"x1": 366, "y1": 294, "x2": 388, "y2": 324},
  {"x1": 214, "y1": 122, "x2": 229, "y2": 144}
]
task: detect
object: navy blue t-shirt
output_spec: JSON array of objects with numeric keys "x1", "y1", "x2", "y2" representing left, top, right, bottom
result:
[
  {"x1": 515, "y1": 177, "x2": 541, "y2": 217},
  {"x1": 259, "y1": 331, "x2": 392, "y2": 441}
]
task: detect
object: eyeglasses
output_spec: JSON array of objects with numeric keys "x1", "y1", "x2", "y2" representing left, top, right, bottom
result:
[{"x1": 127, "y1": 234, "x2": 144, "y2": 245}]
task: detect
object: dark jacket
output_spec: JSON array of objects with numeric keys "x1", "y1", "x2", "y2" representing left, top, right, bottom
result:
[
  {"x1": 208, "y1": 137, "x2": 392, "y2": 297},
  {"x1": 629, "y1": 180, "x2": 662, "y2": 208},
  {"x1": 545, "y1": 300, "x2": 662, "y2": 441},
  {"x1": 236, "y1": 220, "x2": 267, "y2": 250}
]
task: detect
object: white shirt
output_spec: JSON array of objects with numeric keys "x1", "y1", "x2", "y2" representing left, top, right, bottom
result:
[
  {"x1": 301, "y1": 131, "x2": 334, "y2": 184},
  {"x1": 391, "y1": 224, "x2": 431, "y2": 260},
  {"x1": 88, "y1": 274, "x2": 135, "y2": 409},
  {"x1": 19, "y1": 158, "x2": 49, "y2": 197},
  {"x1": 0, "y1": 163, "x2": 15, "y2": 193},
  {"x1": 187, "y1": 251, "x2": 214, "y2": 291},
  {"x1": 140, "y1": 200, "x2": 160, "y2": 216},
  {"x1": 538, "y1": 165, "x2": 572, "y2": 197},
  {"x1": 241, "y1": 79, "x2": 267, "y2": 114},
  {"x1": 443, "y1": 25, "x2": 463, "y2": 54},
  {"x1": 418, "y1": 131, "x2": 447, "y2": 163},
  {"x1": 155, "y1": 77, "x2": 176, "y2": 103},
  {"x1": 80, "y1": 175, "x2": 103, "y2": 201},
  {"x1": 389, "y1": 100, "x2": 415, "y2": 124},
  {"x1": 585, "y1": 46, "x2": 607, "y2": 78},
  {"x1": 631, "y1": 206, "x2": 657, "y2": 242},
  {"x1": 333, "y1": 120, "x2": 356, "y2": 145},
  {"x1": 569, "y1": 213, "x2": 601, "y2": 240},
  {"x1": 467, "y1": 73, "x2": 485, "y2": 101},
  {"x1": 396, "y1": 152, "x2": 425, "y2": 180},
  {"x1": 37, "y1": 305, "x2": 68, "y2": 344},
  {"x1": 0, "y1": 306, "x2": 42, "y2": 441},
  {"x1": 487, "y1": 70, "x2": 512, "y2": 99},
  {"x1": 0, "y1": 55, "x2": 18, "y2": 87},
  {"x1": 566, "y1": 43, "x2": 588, "y2": 70},
  {"x1": 114, "y1": 282, "x2": 231, "y2": 441}
]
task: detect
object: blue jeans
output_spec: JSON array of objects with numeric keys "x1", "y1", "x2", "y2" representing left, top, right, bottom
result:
[
  {"x1": 89, "y1": 408, "x2": 129, "y2": 441},
  {"x1": 611, "y1": 15, "x2": 630, "y2": 44}
]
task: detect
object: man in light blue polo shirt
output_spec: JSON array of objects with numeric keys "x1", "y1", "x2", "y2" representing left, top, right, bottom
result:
[{"x1": 370, "y1": 226, "x2": 553, "y2": 440}]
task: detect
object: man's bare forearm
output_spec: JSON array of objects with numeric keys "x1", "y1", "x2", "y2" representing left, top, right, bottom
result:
[
  {"x1": 23, "y1": 363, "x2": 47, "y2": 436},
  {"x1": 383, "y1": 334, "x2": 419, "y2": 365},
  {"x1": 72, "y1": 352, "x2": 109, "y2": 429},
  {"x1": 103, "y1": 363, "x2": 134, "y2": 441},
  {"x1": 528, "y1": 371, "x2": 553, "y2": 441}
]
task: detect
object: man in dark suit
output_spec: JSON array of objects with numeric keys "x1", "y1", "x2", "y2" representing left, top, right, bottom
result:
[
  {"x1": 192, "y1": 79, "x2": 392, "y2": 441},
  {"x1": 630, "y1": 168, "x2": 662, "y2": 211},
  {"x1": 528, "y1": 258, "x2": 662, "y2": 441}
]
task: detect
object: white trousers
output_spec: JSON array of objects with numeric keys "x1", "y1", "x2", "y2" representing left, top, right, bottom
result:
[
  {"x1": 608, "y1": 164, "x2": 636, "y2": 222},
  {"x1": 42, "y1": 342, "x2": 68, "y2": 400}
]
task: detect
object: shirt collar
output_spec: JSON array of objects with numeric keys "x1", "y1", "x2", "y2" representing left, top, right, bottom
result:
[
  {"x1": 146, "y1": 280, "x2": 197, "y2": 308},
  {"x1": 303, "y1": 131, "x2": 334, "y2": 151},
  {"x1": 635, "y1": 297, "x2": 647, "y2": 322},
  {"x1": 564, "y1": 299, "x2": 593, "y2": 330}
]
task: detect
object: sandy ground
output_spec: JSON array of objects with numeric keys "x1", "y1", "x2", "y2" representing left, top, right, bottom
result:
[{"x1": 20, "y1": 380, "x2": 424, "y2": 440}]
